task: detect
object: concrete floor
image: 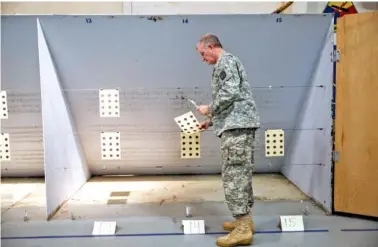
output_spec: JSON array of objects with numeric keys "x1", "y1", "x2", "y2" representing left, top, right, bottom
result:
[
  {"x1": 1, "y1": 174, "x2": 307, "y2": 222},
  {"x1": 1, "y1": 174, "x2": 378, "y2": 247}
]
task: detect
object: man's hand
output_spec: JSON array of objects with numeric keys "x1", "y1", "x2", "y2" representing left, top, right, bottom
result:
[
  {"x1": 199, "y1": 119, "x2": 211, "y2": 130},
  {"x1": 197, "y1": 105, "x2": 210, "y2": 116}
]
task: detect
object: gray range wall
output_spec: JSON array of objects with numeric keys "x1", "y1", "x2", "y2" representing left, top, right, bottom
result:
[
  {"x1": 1, "y1": 14, "x2": 334, "y2": 178},
  {"x1": 282, "y1": 21, "x2": 334, "y2": 211}
]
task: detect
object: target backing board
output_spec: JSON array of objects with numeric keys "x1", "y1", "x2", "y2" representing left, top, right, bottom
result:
[
  {"x1": 0, "y1": 91, "x2": 8, "y2": 119},
  {"x1": 174, "y1": 111, "x2": 201, "y2": 135},
  {"x1": 180, "y1": 132, "x2": 200, "y2": 159},
  {"x1": 265, "y1": 129, "x2": 284, "y2": 157},
  {"x1": 100, "y1": 132, "x2": 121, "y2": 160},
  {"x1": 99, "y1": 89, "x2": 120, "y2": 117},
  {"x1": 0, "y1": 133, "x2": 11, "y2": 161}
]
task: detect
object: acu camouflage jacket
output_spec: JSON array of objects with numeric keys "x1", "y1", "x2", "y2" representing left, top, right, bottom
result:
[{"x1": 209, "y1": 51, "x2": 260, "y2": 137}]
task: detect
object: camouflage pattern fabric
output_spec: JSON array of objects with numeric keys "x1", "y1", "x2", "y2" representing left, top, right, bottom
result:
[
  {"x1": 209, "y1": 51, "x2": 260, "y2": 137},
  {"x1": 220, "y1": 128, "x2": 256, "y2": 217}
]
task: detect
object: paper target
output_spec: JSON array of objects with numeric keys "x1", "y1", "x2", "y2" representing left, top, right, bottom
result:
[
  {"x1": 174, "y1": 111, "x2": 201, "y2": 134},
  {"x1": 100, "y1": 132, "x2": 121, "y2": 160},
  {"x1": 0, "y1": 133, "x2": 11, "y2": 161},
  {"x1": 265, "y1": 129, "x2": 284, "y2": 157},
  {"x1": 99, "y1": 89, "x2": 120, "y2": 117},
  {"x1": 180, "y1": 132, "x2": 200, "y2": 159},
  {"x1": 0, "y1": 91, "x2": 8, "y2": 119}
]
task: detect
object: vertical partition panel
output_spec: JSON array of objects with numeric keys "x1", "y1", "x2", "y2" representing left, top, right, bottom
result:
[
  {"x1": 282, "y1": 18, "x2": 334, "y2": 212},
  {"x1": 37, "y1": 19, "x2": 90, "y2": 218}
]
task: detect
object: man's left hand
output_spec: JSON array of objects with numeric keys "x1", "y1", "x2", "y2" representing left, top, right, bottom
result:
[{"x1": 197, "y1": 105, "x2": 210, "y2": 116}]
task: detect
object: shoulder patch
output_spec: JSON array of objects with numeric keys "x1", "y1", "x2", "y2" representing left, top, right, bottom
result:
[{"x1": 220, "y1": 70, "x2": 226, "y2": 80}]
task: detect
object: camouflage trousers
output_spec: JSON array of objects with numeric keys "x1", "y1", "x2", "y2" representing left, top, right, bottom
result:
[{"x1": 220, "y1": 128, "x2": 256, "y2": 218}]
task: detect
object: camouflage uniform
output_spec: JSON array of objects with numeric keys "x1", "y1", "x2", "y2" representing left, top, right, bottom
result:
[
  {"x1": 209, "y1": 51, "x2": 260, "y2": 218},
  {"x1": 209, "y1": 52, "x2": 260, "y2": 137}
]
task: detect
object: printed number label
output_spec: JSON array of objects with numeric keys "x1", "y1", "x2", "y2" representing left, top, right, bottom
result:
[
  {"x1": 276, "y1": 17, "x2": 282, "y2": 23},
  {"x1": 280, "y1": 215, "x2": 304, "y2": 232},
  {"x1": 182, "y1": 220, "x2": 205, "y2": 234},
  {"x1": 284, "y1": 217, "x2": 296, "y2": 227},
  {"x1": 86, "y1": 18, "x2": 92, "y2": 24}
]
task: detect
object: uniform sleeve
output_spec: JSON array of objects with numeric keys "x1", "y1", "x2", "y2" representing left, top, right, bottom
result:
[{"x1": 209, "y1": 59, "x2": 240, "y2": 116}]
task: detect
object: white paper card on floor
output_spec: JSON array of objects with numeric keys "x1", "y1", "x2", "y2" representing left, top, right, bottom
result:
[
  {"x1": 182, "y1": 220, "x2": 205, "y2": 234},
  {"x1": 92, "y1": 221, "x2": 117, "y2": 235},
  {"x1": 174, "y1": 111, "x2": 201, "y2": 135},
  {"x1": 279, "y1": 215, "x2": 304, "y2": 232},
  {"x1": 99, "y1": 88, "x2": 120, "y2": 117},
  {"x1": 0, "y1": 91, "x2": 8, "y2": 119},
  {"x1": 0, "y1": 133, "x2": 11, "y2": 161}
]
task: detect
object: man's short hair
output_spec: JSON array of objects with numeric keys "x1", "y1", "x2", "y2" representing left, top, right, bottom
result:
[{"x1": 199, "y1": 33, "x2": 223, "y2": 48}]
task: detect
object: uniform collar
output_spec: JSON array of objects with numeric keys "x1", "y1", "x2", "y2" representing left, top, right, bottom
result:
[{"x1": 215, "y1": 50, "x2": 226, "y2": 67}]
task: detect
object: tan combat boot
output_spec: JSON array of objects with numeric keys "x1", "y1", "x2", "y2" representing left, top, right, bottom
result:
[
  {"x1": 223, "y1": 218, "x2": 255, "y2": 233},
  {"x1": 216, "y1": 215, "x2": 253, "y2": 247}
]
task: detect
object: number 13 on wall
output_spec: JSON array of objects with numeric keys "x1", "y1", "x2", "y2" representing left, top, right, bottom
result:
[{"x1": 279, "y1": 215, "x2": 304, "y2": 232}]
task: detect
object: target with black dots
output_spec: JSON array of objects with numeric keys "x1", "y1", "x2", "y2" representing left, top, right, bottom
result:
[
  {"x1": 0, "y1": 133, "x2": 11, "y2": 161},
  {"x1": 265, "y1": 129, "x2": 284, "y2": 157},
  {"x1": 174, "y1": 111, "x2": 201, "y2": 134},
  {"x1": 100, "y1": 131, "x2": 121, "y2": 160},
  {"x1": 0, "y1": 91, "x2": 8, "y2": 119},
  {"x1": 99, "y1": 88, "x2": 120, "y2": 118},
  {"x1": 180, "y1": 132, "x2": 200, "y2": 159}
]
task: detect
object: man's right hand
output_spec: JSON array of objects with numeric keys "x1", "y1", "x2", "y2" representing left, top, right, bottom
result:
[{"x1": 199, "y1": 120, "x2": 211, "y2": 130}]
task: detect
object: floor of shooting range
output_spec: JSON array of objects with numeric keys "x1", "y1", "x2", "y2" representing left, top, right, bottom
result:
[{"x1": 1, "y1": 174, "x2": 378, "y2": 247}]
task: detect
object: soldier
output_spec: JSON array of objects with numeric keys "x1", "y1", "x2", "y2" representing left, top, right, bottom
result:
[{"x1": 195, "y1": 33, "x2": 260, "y2": 247}]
